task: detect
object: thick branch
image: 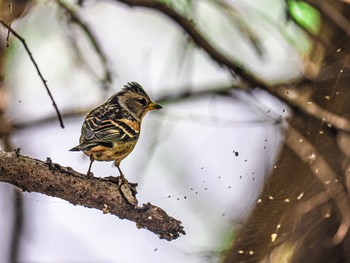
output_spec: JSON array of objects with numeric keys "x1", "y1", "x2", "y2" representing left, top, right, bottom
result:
[{"x1": 0, "y1": 150, "x2": 185, "y2": 241}]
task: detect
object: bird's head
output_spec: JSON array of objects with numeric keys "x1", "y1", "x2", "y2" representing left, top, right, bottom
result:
[{"x1": 110, "y1": 82, "x2": 162, "y2": 120}]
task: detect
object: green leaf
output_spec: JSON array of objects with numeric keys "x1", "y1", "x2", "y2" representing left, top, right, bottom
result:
[{"x1": 288, "y1": 0, "x2": 320, "y2": 35}]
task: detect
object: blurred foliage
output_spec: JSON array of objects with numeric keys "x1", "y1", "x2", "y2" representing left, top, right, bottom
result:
[
  {"x1": 3, "y1": 0, "x2": 350, "y2": 262},
  {"x1": 287, "y1": 0, "x2": 320, "y2": 34}
]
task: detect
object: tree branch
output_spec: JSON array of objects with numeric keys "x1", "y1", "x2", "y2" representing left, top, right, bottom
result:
[
  {"x1": 0, "y1": 19, "x2": 65, "y2": 129},
  {"x1": 109, "y1": 0, "x2": 350, "y2": 135},
  {"x1": 272, "y1": 85, "x2": 350, "y2": 133},
  {"x1": 0, "y1": 150, "x2": 185, "y2": 241},
  {"x1": 11, "y1": 81, "x2": 350, "y2": 136},
  {"x1": 10, "y1": 83, "x2": 242, "y2": 130},
  {"x1": 285, "y1": 126, "x2": 350, "y2": 245},
  {"x1": 112, "y1": 0, "x2": 266, "y2": 88}
]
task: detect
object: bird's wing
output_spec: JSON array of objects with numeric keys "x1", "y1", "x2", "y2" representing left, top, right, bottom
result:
[{"x1": 80, "y1": 104, "x2": 139, "y2": 145}]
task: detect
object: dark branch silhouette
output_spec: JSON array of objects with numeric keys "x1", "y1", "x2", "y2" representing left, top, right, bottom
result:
[{"x1": 0, "y1": 150, "x2": 185, "y2": 241}]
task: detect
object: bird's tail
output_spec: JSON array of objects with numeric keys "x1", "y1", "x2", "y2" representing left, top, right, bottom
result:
[
  {"x1": 69, "y1": 145, "x2": 82, "y2": 151},
  {"x1": 70, "y1": 141, "x2": 113, "y2": 152}
]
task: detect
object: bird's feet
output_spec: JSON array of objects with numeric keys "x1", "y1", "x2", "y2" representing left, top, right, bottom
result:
[
  {"x1": 105, "y1": 175, "x2": 126, "y2": 185},
  {"x1": 105, "y1": 174, "x2": 137, "y2": 187},
  {"x1": 86, "y1": 171, "x2": 94, "y2": 177}
]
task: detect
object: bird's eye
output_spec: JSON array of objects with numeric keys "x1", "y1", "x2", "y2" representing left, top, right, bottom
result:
[{"x1": 138, "y1": 98, "x2": 147, "y2": 106}]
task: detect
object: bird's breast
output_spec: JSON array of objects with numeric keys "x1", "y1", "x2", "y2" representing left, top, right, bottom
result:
[{"x1": 83, "y1": 140, "x2": 137, "y2": 162}]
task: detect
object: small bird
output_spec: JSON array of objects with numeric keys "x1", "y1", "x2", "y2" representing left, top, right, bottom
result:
[{"x1": 70, "y1": 82, "x2": 162, "y2": 180}]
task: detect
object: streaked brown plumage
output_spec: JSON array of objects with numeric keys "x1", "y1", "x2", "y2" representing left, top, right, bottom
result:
[{"x1": 70, "y1": 82, "x2": 162, "y2": 179}]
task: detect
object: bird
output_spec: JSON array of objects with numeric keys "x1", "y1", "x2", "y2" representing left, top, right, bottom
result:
[{"x1": 70, "y1": 82, "x2": 162, "y2": 180}]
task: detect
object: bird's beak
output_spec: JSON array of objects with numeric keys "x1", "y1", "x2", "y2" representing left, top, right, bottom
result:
[{"x1": 147, "y1": 101, "x2": 162, "y2": 110}]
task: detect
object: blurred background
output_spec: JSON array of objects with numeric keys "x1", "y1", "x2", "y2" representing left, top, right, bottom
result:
[{"x1": 1, "y1": 0, "x2": 350, "y2": 262}]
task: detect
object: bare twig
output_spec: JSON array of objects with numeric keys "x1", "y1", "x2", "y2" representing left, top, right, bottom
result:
[
  {"x1": 0, "y1": 19, "x2": 65, "y2": 128},
  {"x1": 157, "y1": 83, "x2": 242, "y2": 103},
  {"x1": 6, "y1": 1, "x2": 13, "y2": 47},
  {"x1": 0, "y1": 150, "x2": 185, "y2": 240}
]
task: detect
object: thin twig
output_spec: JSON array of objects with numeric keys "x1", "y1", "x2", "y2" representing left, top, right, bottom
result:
[
  {"x1": 6, "y1": 1, "x2": 13, "y2": 47},
  {"x1": 0, "y1": 19, "x2": 65, "y2": 128},
  {"x1": 157, "y1": 83, "x2": 244, "y2": 103}
]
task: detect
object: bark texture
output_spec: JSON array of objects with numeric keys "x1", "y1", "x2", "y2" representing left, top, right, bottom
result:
[{"x1": 0, "y1": 150, "x2": 185, "y2": 241}]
